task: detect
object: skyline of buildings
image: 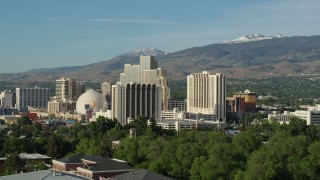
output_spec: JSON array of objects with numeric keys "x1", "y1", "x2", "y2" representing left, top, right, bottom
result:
[{"x1": 4, "y1": 56, "x2": 320, "y2": 127}]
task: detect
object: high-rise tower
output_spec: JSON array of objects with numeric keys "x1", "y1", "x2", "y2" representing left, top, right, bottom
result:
[
  {"x1": 48, "y1": 77, "x2": 85, "y2": 114},
  {"x1": 119, "y1": 55, "x2": 169, "y2": 110},
  {"x1": 112, "y1": 56, "x2": 169, "y2": 124},
  {"x1": 187, "y1": 71, "x2": 226, "y2": 122},
  {"x1": 56, "y1": 77, "x2": 85, "y2": 101}
]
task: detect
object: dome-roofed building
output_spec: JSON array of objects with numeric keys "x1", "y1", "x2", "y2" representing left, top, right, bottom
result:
[{"x1": 76, "y1": 89, "x2": 108, "y2": 115}]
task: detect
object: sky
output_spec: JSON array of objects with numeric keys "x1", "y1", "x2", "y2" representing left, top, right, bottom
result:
[{"x1": 1, "y1": 0, "x2": 320, "y2": 73}]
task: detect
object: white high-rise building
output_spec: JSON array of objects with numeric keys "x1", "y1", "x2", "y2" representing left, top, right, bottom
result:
[
  {"x1": 112, "y1": 56, "x2": 169, "y2": 124},
  {"x1": 16, "y1": 87, "x2": 50, "y2": 111},
  {"x1": 187, "y1": 71, "x2": 226, "y2": 122},
  {"x1": 111, "y1": 82, "x2": 126, "y2": 124}
]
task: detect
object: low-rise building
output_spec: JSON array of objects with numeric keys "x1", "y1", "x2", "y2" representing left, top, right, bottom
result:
[
  {"x1": 185, "y1": 113, "x2": 216, "y2": 121},
  {"x1": 226, "y1": 90, "x2": 257, "y2": 121},
  {"x1": 48, "y1": 99, "x2": 76, "y2": 115},
  {"x1": 294, "y1": 110, "x2": 320, "y2": 125},
  {"x1": 95, "y1": 110, "x2": 112, "y2": 120},
  {"x1": 157, "y1": 119, "x2": 224, "y2": 132},
  {"x1": 0, "y1": 115, "x2": 21, "y2": 125},
  {"x1": 168, "y1": 100, "x2": 186, "y2": 112},
  {"x1": 0, "y1": 153, "x2": 51, "y2": 174},
  {"x1": 52, "y1": 154, "x2": 133, "y2": 180},
  {"x1": 161, "y1": 108, "x2": 186, "y2": 120},
  {"x1": 267, "y1": 110, "x2": 320, "y2": 125},
  {"x1": 268, "y1": 111, "x2": 295, "y2": 124}
]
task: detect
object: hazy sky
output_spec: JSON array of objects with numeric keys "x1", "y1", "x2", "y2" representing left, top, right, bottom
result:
[{"x1": 1, "y1": 0, "x2": 320, "y2": 73}]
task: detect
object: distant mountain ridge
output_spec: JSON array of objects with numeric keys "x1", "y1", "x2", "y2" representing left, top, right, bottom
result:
[
  {"x1": 1, "y1": 35, "x2": 320, "y2": 82},
  {"x1": 28, "y1": 48, "x2": 166, "y2": 74},
  {"x1": 219, "y1": 34, "x2": 286, "y2": 44},
  {"x1": 122, "y1": 48, "x2": 168, "y2": 57}
]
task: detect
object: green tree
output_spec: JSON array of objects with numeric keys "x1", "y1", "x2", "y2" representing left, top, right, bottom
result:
[
  {"x1": 75, "y1": 138, "x2": 100, "y2": 156},
  {"x1": 3, "y1": 153, "x2": 23, "y2": 175},
  {"x1": 130, "y1": 116, "x2": 149, "y2": 135},
  {"x1": 17, "y1": 116, "x2": 32, "y2": 126},
  {"x1": 174, "y1": 143, "x2": 201, "y2": 179},
  {"x1": 245, "y1": 133, "x2": 310, "y2": 179},
  {"x1": 190, "y1": 156, "x2": 206, "y2": 180},
  {"x1": 33, "y1": 137, "x2": 48, "y2": 154},
  {"x1": 46, "y1": 134, "x2": 64, "y2": 159},
  {"x1": 288, "y1": 117, "x2": 308, "y2": 136},
  {"x1": 232, "y1": 131, "x2": 263, "y2": 159},
  {"x1": 302, "y1": 141, "x2": 320, "y2": 179},
  {"x1": 201, "y1": 143, "x2": 244, "y2": 180},
  {"x1": 114, "y1": 137, "x2": 144, "y2": 165},
  {"x1": 99, "y1": 139, "x2": 112, "y2": 158},
  {"x1": 32, "y1": 121, "x2": 42, "y2": 138},
  {"x1": 25, "y1": 161, "x2": 48, "y2": 172},
  {"x1": 1, "y1": 137, "x2": 33, "y2": 156}
]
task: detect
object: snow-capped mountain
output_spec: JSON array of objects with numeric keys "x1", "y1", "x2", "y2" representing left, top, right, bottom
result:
[
  {"x1": 220, "y1": 34, "x2": 286, "y2": 44},
  {"x1": 124, "y1": 48, "x2": 168, "y2": 57}
]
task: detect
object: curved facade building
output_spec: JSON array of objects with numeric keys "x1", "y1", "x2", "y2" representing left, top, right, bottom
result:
[{"x1": 76, "y1": 89, "x2": 108, "y2": 114}]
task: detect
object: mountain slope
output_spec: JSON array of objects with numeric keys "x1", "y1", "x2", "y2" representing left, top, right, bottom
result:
[
  {"x1": 1, "y1": 35, "x2": 320, "y2": 82},
  {"x1": 156, "y1": 35, "x2": 320, "y2": 78}
]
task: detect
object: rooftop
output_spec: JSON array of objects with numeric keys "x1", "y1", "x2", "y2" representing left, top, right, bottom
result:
[
  {"x1": 19, "y1": 153, "x2": 51, "y2": 160},
  {"x1": 0, "y1": 170, "x2": 88, "y2": 180},
  {"x1": 113, "y1": 169, "x2": 174, "y2": 180},
  {"x1": 57, "y1": 154, "x2": 132, "y2": 172}
]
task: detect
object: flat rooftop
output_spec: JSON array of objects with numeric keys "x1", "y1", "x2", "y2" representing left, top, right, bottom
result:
[{"x1": 19, "y1": 153, "x2": 51, "y2": 160}]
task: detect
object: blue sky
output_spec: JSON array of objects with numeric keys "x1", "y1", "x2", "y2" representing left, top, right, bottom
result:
[{"x1": 1, "y1": 0, "x2": 320, "y2": 73}]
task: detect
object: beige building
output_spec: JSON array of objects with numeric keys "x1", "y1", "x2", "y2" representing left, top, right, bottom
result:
[
  {"x1": 119, "y1": 56, "x2": 170, "y2": 110},
  {"x1": 161, "y1": 108, "x2": 186, "y2": 120},
  {"x1": 112, "y1": 82, "x2": 162, "y2": 124},
  {"x1": 47, "y1": 99, "x2": 76, "y2": 114},
  {"x1": 187, "y1": 71, "x2": 226, "y2": 122},
  {"x1": 112, "y1": 56, "x2": 169, "y2": 124},
  {"x1": 48, "y1": 77, "x2": 85, "y2": 114},
  {"x1": 0, "y1": 90, "x2": 14, "y2": 108},
  {"x1": 56, "y1": 77, "x2": 85, "y2": 101}
]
